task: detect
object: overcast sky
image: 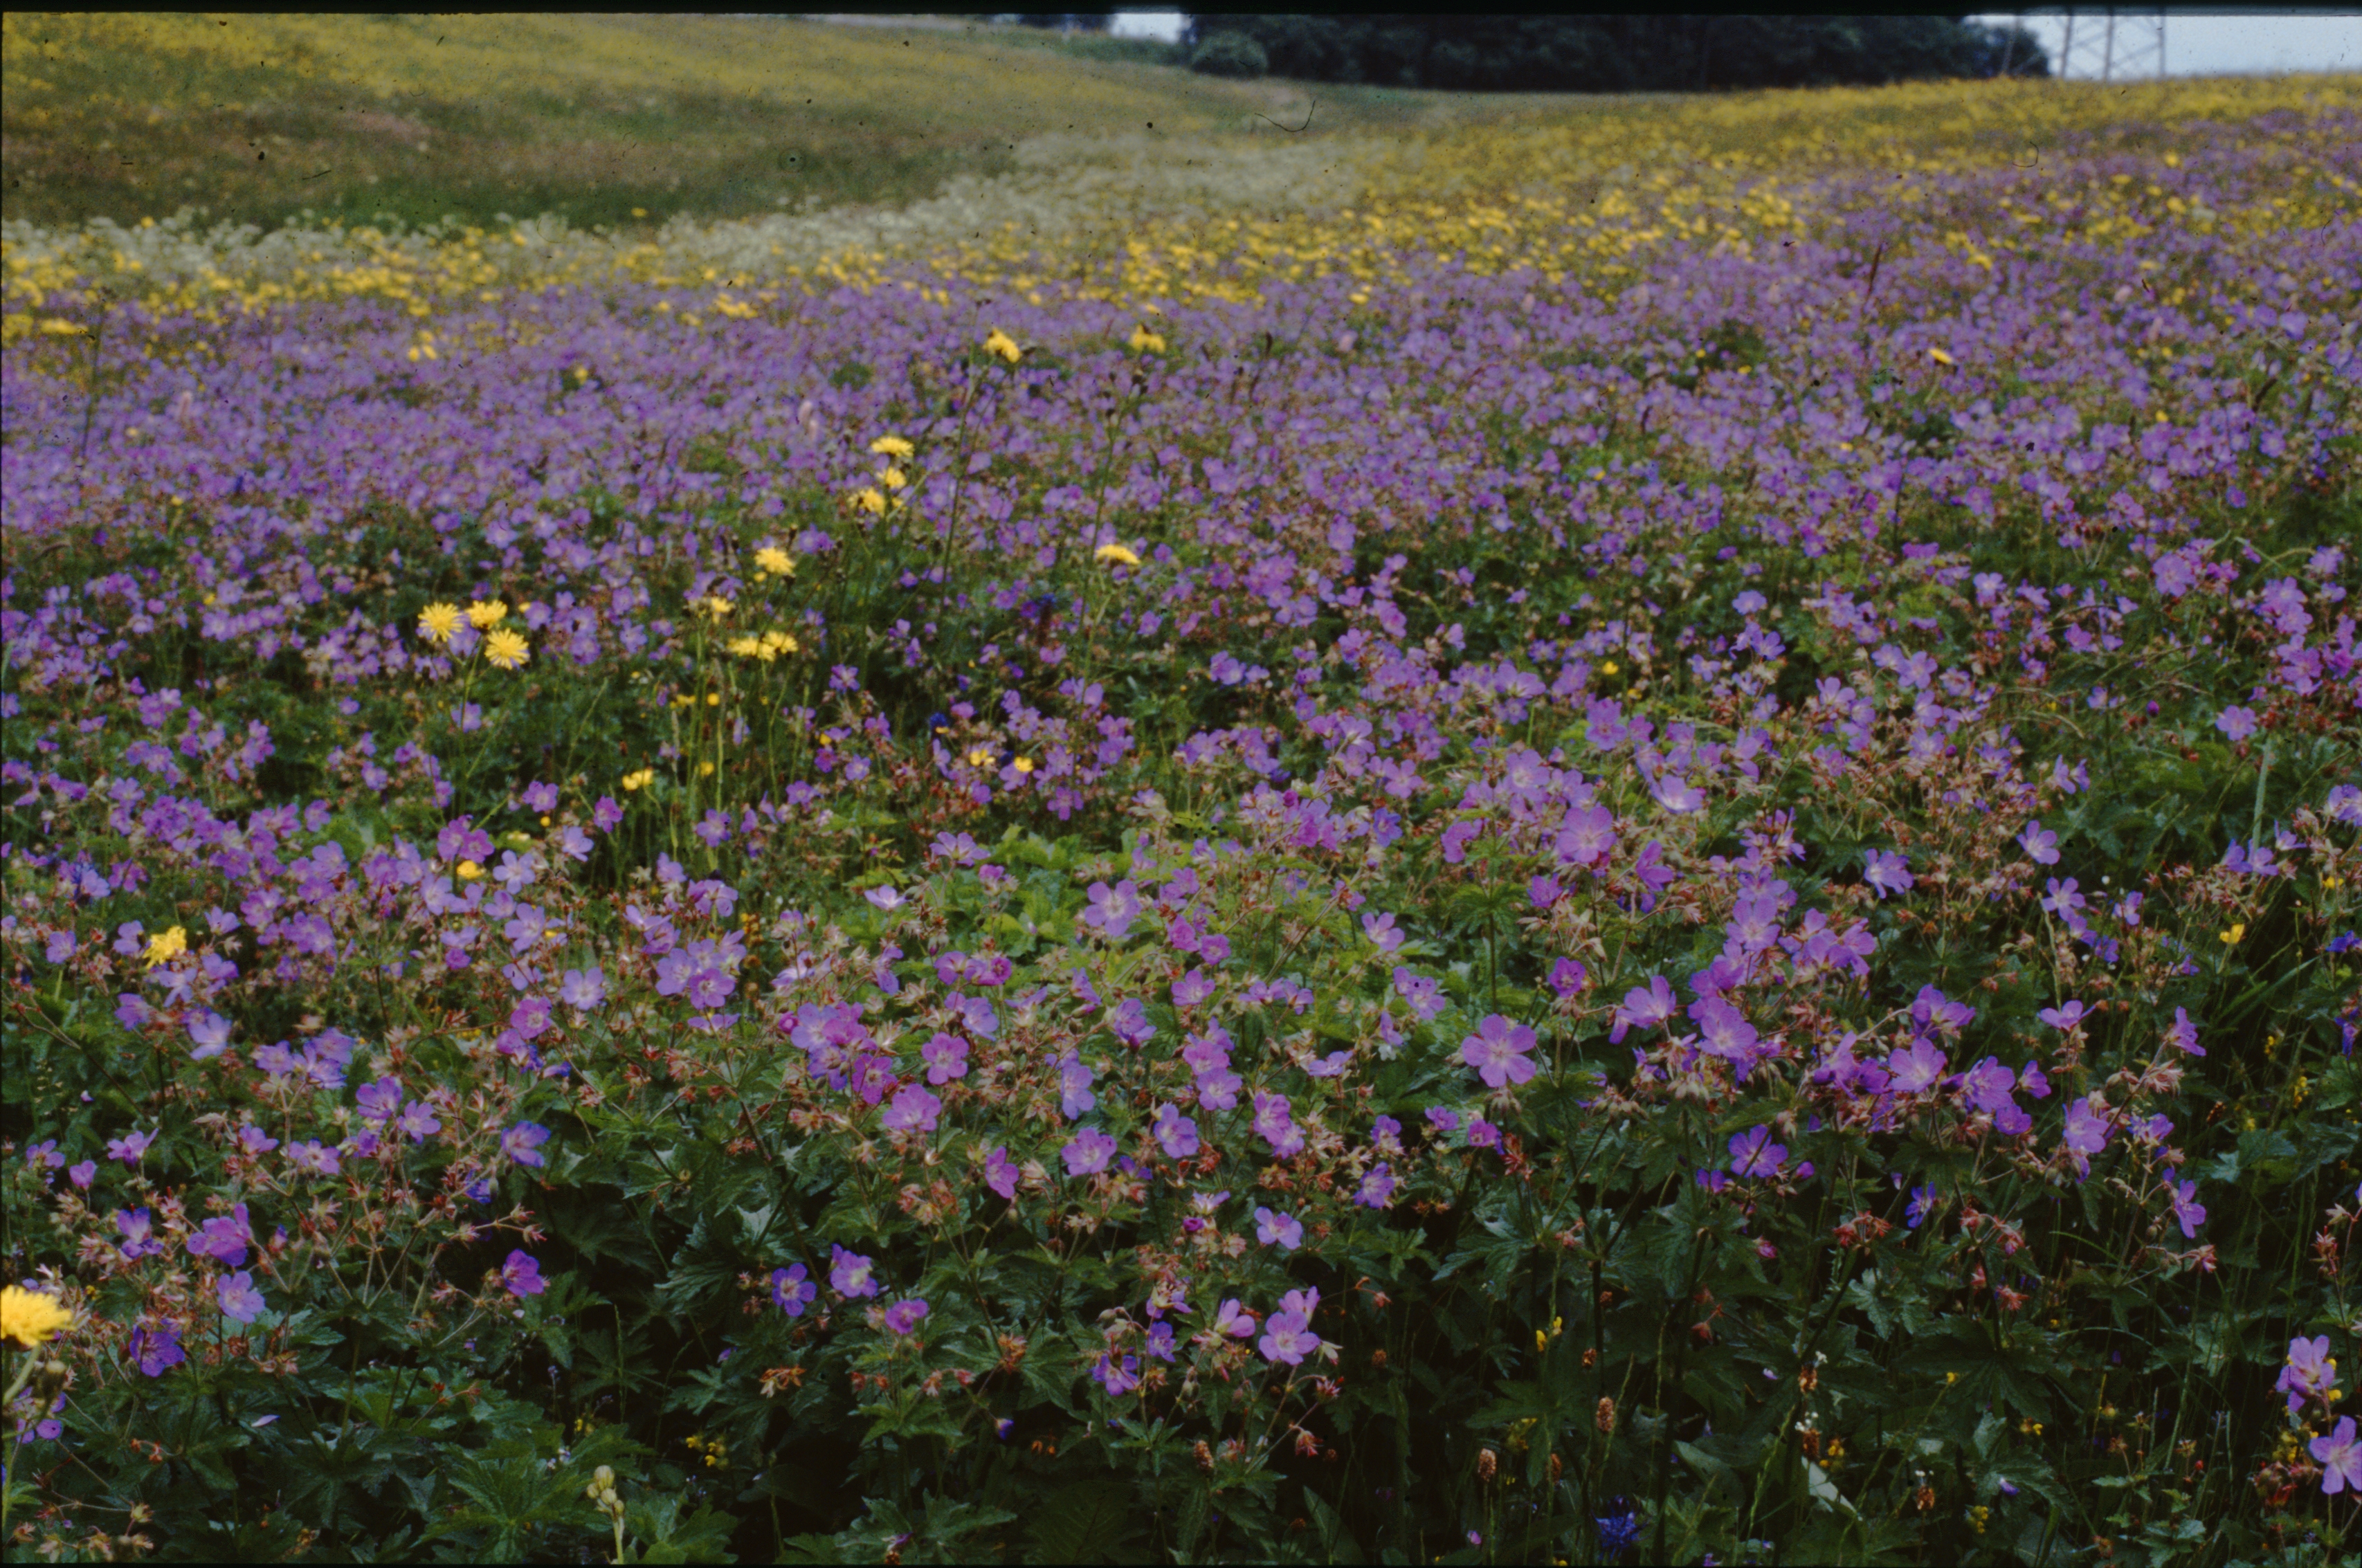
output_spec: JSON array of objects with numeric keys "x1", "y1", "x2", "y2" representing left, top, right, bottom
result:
[{"x1": 1108, "y1": 10, "x2": 2362, "y2": 78}]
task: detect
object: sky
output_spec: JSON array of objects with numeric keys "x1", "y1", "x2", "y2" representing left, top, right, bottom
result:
[{"x1": 1107, "y1": 10, "x2": 2362, "y2": 78}]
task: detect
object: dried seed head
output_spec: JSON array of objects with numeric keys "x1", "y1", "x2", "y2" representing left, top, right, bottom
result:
[{"x1": 1595, "y1": 1396, "x2": 1617, "y2": 1435}]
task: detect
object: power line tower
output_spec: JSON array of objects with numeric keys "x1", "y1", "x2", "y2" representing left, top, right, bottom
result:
[{"x1": 2054, "y1": 8, "x2": 2168, "y2": 82}]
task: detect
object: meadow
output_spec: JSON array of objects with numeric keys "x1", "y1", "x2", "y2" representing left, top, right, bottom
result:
[{"x1": 2, "y1": 21, "x2": 2360, "y2": 1565}]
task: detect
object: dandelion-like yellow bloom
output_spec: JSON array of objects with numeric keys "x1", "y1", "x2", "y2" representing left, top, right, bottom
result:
[
  {"x1": 761, "y1": 631, "x2": 799, "y2": 657},
  {"x1": 967, "y1": 747, "x2": 996, "y2": 768},
  {"x1": 457, "y1": 859, "x2": 484, "y2": 881},
  {"x1": 754, "y1": 547, "x2": 795, "y2": 578},
  {"x1": 1094, "y1": 543, "x2": 1142, "y2": 568},
  {"x1": 880, "y1": 466, "x2": 908, "y2": 491},
  {"x1": 729, "y1": 635, "x2": 767, "y2": 660},
  {"x1": 983, "y1": 329, "x2": 1022, "y2": 363},
  {"x1": 466, "y1": 599, "x2": 508, "y2": 629},
  {"x1": 2221, "y1": 923, "x2": 2247, "y2": 945},
  {"x1": 1929, "y1": 347, "x2": 1956, "y2": 366},
  {"x1": 0, "y1": 1286, "x2": 73, "y2": 1348},
  {"x1": 1128, "y1": 324, "x2": 1166, "y2": 354},
  {"x1": 417, "y1": 602, "x2": 462, "y2": 642},
  {"x1": 483, "y1": 629, "x2": 530, "y2": 671},
  {"x1": 701, "y1": 596, "x2": 734, "y2": 618},
  {"x1": 144, "y1": 925, "x2": 188, "y2": 968},
  {"x1": 850, "y1": 488, "x2": 888, "y2": 516},
  {"x1": 620, "y1": 768, "x2": 655, "y2": 792},
  {"x1": 1012, "y1": 756, "x2": 1035, "y2": 774},
  {"x1": 869, "y1": 435, "x2": 914, "y2": 459}
]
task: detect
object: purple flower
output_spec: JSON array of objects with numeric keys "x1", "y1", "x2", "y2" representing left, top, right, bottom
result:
[
  {"x1": 1152, "y1": 1103, "x2": 1199, "y2": 1158},
  {"x1": 1251, "y1": 1090, "x2": 1305, "y2": 1156},
  {"x1": 501, "y1": 1250, "x2": 547, "y2": 1297},
  {"x1": 2165, "y1": 1007, "x2": 2205, "y2": 1057},
  {"x1": 1080, "y1": 879, "x2": 1143, "y2": 941},
  {"x1": 1905, "y1": 1185, "x2": 1937, "y2": 1229},
  {"x1": 68, "y1": 1160, "x2": 95, "y2": 1189},
  {"x1": 830, "y1": 1245, "x2": 881, "y2": 1299},
  {"x1": 2061, "y1": 1096, "x2": 2110, "y2": 1176},
  {"x1": 1460, "y1": 1014, "x2": 1538, "y2": 1088},
  {"x1": 921, "y1": 1032, "x2": 969, "y2": 1084},
  {"x1": 1062, "y1": 1127, "x2": 1117, "y2": 1177},
  {"x1": 523, "y1": 781, "x2": 559, "y2": 813},
  {"x1": 593, "y1": 795, "x2": 624, "y2": 832},
  {"x1": 235, "y1": 1125, "x2": 278, "y2": 1157},
  {"x1": 2018, "y1": 821, "x2": 2060, "y2": 865},
  {"x1": 1690, "y1": 996, "x2": 1759, "y2": 1063},
  {"x1": 771, "y1": 1264, "x2": 816, "y2": 1317},
  {"x1": 1910, "y1": 985, "x2": 1973, "y2": 1036},
  {"x1": 560, "y1": 966, "x2": 606, "y2": 1009},
  {"x1": 501, "y1": 1122, "x2": 551, "y2": 1167},
  {"x1": 1361, "y1": 911, "x2": 1406, "y2": 952},
  {"x1": 287, "y1": 1140, "x2": 341, "y2": 1176},
  {"x1": 1863, "y1": 849, "x2": 1914, "y2": 898},
  {"x1": 1610, "y1": 976, "x2": 1676, "y2": 1043},
  {"x1": 397, "y1": 1099, "x2": 443, "y2": 1144},
  {"x1": 882, "y1": 1297, "x2": 929, "y2": 1335},
  {"x1": 1057, "y1": 1052, "x2": 1098, "y2": 1120},
  {"x1": 2167, "y1": 1179, "x2": 2206, "y2": 1239},
  {"x1": 1887, "y1": 1039, "x2": 1949, "y2": 1093},
  {"x1": 1254, "y1": 1205, "x2": 1304, "y2": 1251},
  {"x1": 2311, "y1": 1416, "x2": 2362, "y2": 1495},
  {"x1": 217, "y1": 1271, "x2": 266, "y2": 1324},
  {"x1": 985, "y1": 1145, "x2": 1019, "y2": 1200},
  {"x1": 187, "y1": 1010, "x2": 233, "y2": 1059},
  {"x1": 1355, "y1": 1163, "x2": 1396, "y2": 1209},
  {"x1": 1093, "y1": 1351, "x2": 1140, "y2": 1395},
  {"x1": 188, "y1": 1204, "x2": 253, "y2": 1268},
  {"x1": 1727, "y1": 1126, "x2": 1786, "y2": 1180},
  {"x1": 116, "y1": 1207, "x2": 165, "y2": 1260},
  {"x1": 131, "y1": 1323, "x2": 184, "y2": 1376},
  {"x1": 106, "y1": 1127, "x2": 156, "y2": 1164},
  {"x1": 2215, "y1": 705, "x2": 2260, "y2": 742},
  {"x1": 1258, "y1": 1309, "x2": 1319, "y2": 1367},
  {"x1": 2037, "y1": 1000, "x2": 2088, "y2": 1032},
  {"x1": 882, "y1": 1083, "x2": 942, "y2": 1135},
  {"x1": 1213, "y1": 1297, "x2": 1256, "y2": 1338},
  {"x1": 355, "y1": 1077, "x2": 404, "y2": 1122},
  {"x1": 2278, "y1": 1335, "x2": 2339, "y2": 1414}
]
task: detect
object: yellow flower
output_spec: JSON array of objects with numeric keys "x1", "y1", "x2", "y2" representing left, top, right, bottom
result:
[
  {"x1": 483, "y1": 629, "x2": 530, "y2": 671},
  {"x1": 2220, "y1": 923, "x2": 2246, "y2": 945},
  {"x1": 983, "y1": 328, "x2": 1023, "y2": 363},
  {"x1": 417, "y1": 602, "x2": 462, "y2": 642},
  {"x1": 144, "y1": 925, "x2": 188, "y2": 968},
  {"x1": 729, "y1": 635, "x2": 765, "y2": 659},
  {"x1": 701, "y1": 596, "x2": 733, "y2": 618},
  {"x1": 39, "y1": 318, "x2": 89, "y2": 337},
  {"x1": 1128, "y1": 324, "x2": 1166, "y2": 354},
  {"x1": 1929, "y1": 347, "x2": 1956, "y2": 366},
  {"x1": 1094, "y1": 543, "x2": 1142, "y2": 567},
  {"x1": 849, "y1": 488, "x2": 887, "y2": 516},
  {"x1": 465, "y1": 599, "x2": 507, "y2": 630},
  {"x1": 754, "y1": 546, "x2": 795, "y2": 578},
  {"x1": 457, "y1": 859, "x2": 484, "y2": 881},
  {"x1": 698, "y1": 761, "x2": 716, "y2": 777},
  {"x1": 0, "y1": 1286, "x2": 73, "y2": 1348},
  {"x1": 620, "y1": 768, "x2": 655, "y2": 792},
  {"x1": 869, "y1": 435, "x2": 914, "y2": 459},
  {"x1": 761, "y1": 630, "x2": 799, "y2": 657},
  {"x1": 880, "y1": 466, "x2": 908, "y2": 491},
  {"x1": 1012, "y1": 756, "x2": 1035, "y2": 774},
  {"x1": 1601, "y1": 660, "x2": 1619, "y2": 675},
  {"x1": 967, "y1": 747, "x2": 996, "y2": 768}
]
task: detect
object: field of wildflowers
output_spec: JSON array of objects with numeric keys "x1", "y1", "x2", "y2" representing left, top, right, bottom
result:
[{"x1": 3, "y1": 55, "x2": 2360, "y2": 1567}]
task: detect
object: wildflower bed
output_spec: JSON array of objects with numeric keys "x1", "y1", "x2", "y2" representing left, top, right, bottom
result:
[{"x1": 3, "y1": 73, "x2": 2360, "y2": 1567}]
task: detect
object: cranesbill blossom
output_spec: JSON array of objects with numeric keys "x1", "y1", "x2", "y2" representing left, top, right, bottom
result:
[
  {"x1": 1863, "y1": 849, "x2": 1914, "y2": 897},
  {"x1": 1254, "y1": 1205, "x2": 1303, "y2": 1251},
  {"x1": 2278, "y1": 1335, "x2": 2339, "y2": 1413},
  {"x1": 1258, "y1": 1309, "x2": 1320, "y2": 1366},
  {"x1": 770, "y1": 1264, "x2": 817, "y2": 1316},
  {"x1": 1251, "y1": 1090, "x2": 1305, "y2": 1156},
  {"x1": 2167, "y1": 1180, "x2": 2207, "y2": 1239},
  {"x1": 187, "y1": 1010, "x2": 233, "y2": 1059},
  {"x1": 187, "y1": 1205, "x2": 253, "y2": 1268},
  {"x1": 1057, "y1": 1052, "x2": 1097, "y2": 1120},
  {"x1": 921, "y1": 1032, "x2": 968, "y2": 1084},
  {"x1": 1213, "y1": 1298, "x2": 1256, "y2": 1338},
  {"x1": 830, "y1": 1245, "x2": 881, "y2": 1299},
  {"x1": 501, "y1": 1250, "x2": 546, "y2": 1297},
  {"x1": 502, "y1": 1122, "x2": 551, "y2": 1167},
  {"x1": 1460, "y1": 1014, "x2": 1538, "y2": 1088},
  {"x1": 882, "y1": 1083, "x2": 942, "y2": 1135},
  {"x1": 2019, "y1": 821, "x2": 2060, "y2": 865},
  {"x1": 2061, "y1": 1096, "x2": 2110, "y2": 1178},
  {"x1": 985, "y1": 1146, "x2": 1019, "y2": 1199},
  {"x1": 2312, "y1": 1417, "x2": 2362, "y2": 1495},
  {"x1": 1355, "y1": 1163, "x2": 1395, "y2": 1208},
  {"x1": 217, "y1": 1272, "x2": 266, "y2": 1324},
  {"x1": 1152, "y1": 1103, "x2": 1199, "y2": 1158},
  {"x1": 1728, "y1": 1126, "x2": 1786, "y2": 1179},
  {"x1": 1610, "y1": 977, "x2": 1676, "y2": 1043},
  {"x1": 1062, "y1": 1128, "x2": 1116, "y2": 1176},
  {"x1": 882, "y1": 1297, "x2": 929, "y2": 1335},
  {"x1": 2215, "y1": 704, "x2": 2260, "y2": 741}
]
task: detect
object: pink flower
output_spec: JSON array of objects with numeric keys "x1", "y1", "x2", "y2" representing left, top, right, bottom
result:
[
  {"x1": 2278, "y1": 1335, "x2": 2339, "y2": 1413},
  {"x1": 1258, "y1": 1309, "x2": 1319, "y2": 1367},
  {"x1": 921, "y1": 1032, "x2": 969, "y2": 1084},
  {"x1": 501, "y1": 1250, "x2": 546, "y2": 1297},
  {"x1": 1062, "y1": 1128, "x2": 1116, "y2": 1177},
  {"x1": 882, "y1": 1297, "x2": 929, "y2": 1335},
  {"x1": 1213, "y1": 1297, "x2": 1256, "y2": 1338},
  {"x1": 882, "y1": 1083, "x2": 942, "y2": 1135},
  {"x1": 984, "y1": 1145, "x2": 1019, "y2": 1200}
]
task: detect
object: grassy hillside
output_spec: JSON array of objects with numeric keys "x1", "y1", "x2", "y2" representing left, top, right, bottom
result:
[{"x1": 1, "y1": 12, "x2": 1474, "y2": 234}]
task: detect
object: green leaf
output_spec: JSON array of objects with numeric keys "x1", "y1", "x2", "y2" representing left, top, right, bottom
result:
[{"x1": 1027, "y1": 1480, "x2": 1140, "y2": 1565}]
